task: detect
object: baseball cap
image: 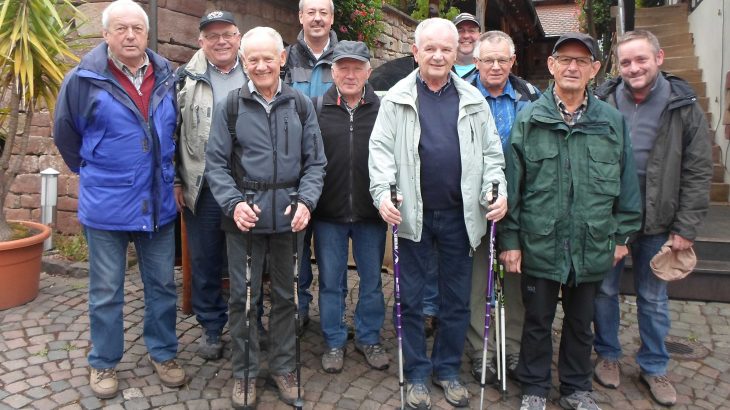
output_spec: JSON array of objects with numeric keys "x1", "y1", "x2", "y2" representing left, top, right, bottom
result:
[
  {"x1": 332, "y1": 40, "x2": 371, "y2": 63},
  {"x1": 650, "y1": 239, "x2": 697, "y2": 281},
  {"x1": 452, "y1": 13, "x2": 481, "y2": 29},
  {"x1": 199, "y1": 10, "x2": 237, "y2": 30},
  {"x1": 552, "y1": 32, "x2": 599, "y2": 60}
]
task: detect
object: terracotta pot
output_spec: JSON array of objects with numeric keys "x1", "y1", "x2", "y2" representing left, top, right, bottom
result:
[{"x1": 0, "y1": 220, "x2": 51, "y2": 310}]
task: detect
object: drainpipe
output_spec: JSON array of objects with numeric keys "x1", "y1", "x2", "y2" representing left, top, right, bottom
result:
[{"x1": 149, "y1": 0, "x2": 158, "y2": 52}]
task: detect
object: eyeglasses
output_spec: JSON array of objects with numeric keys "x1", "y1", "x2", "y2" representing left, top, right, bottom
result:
[
  {"x1": 553, "y1": 55, "x2": 593, "y2": 67},
  {"x1": 203, "y1": 32, "x2": 239, "y2": 42},
  {"x1": 476, "y1": 57, "x2": 512, "y2": 67}
]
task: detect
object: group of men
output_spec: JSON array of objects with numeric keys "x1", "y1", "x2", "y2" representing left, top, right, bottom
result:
[{"x1": 52, "y1": 0, "x2": 713, "y2": 409}]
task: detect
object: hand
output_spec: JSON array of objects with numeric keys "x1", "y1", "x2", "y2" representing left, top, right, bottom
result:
[
  {"x1": 670, "y1": 233, "x2": 693, "y2": 251},
  {"x1": 234, "y1": 201, "x2": 260, "y2": 232},
  {"x1": 485, "y1": 195, "x2": 507, "y2": 222},
  {"x1": 613, "y1": 244, "x2": 628, "y2": 267},
  {"x1": 174, "y1": 185, "x2": 185, "y2": 212},
  {"x1": 285, "y1": 201, "x2": 310, "y2": 232},
  {"x1": 499, "y1": 250, "x2": 522, "y2": 273},
  {"x1": 379, "y1": 194, "x2": 402, "y2": 225}
]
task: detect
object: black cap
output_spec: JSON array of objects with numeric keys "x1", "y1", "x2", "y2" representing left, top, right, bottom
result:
[
  {"x1": 452, "y1": 13, "x2": 481, "y2": 29},
  {"x1": 199, "y1": 10, "x2": 237, "y2": 30},
  {"x1": 332, "y1": 40, "x2": 371, "y2": 63},
  {"x1": 552, "y1": 32, "x2": 599, "y2": 60}
]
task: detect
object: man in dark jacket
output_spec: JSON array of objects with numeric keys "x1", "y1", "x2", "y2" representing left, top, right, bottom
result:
[
  {"x1": 205, "y1": 26, "x2": 326, "y2": 408},
  {"x1": 53, "y1": 0, "x2": 185, "y2": 399},
  {"x1": 312, "y1": 41, "x2": 388, "y2": 374},
  {"x1": 500, "y1": 33, "x2": 642, "y2": 410},
  {"x1": 592, "y1": 30, "x2": 712, "y2": 407}
]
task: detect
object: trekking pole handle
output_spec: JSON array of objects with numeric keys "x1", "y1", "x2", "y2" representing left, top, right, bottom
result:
[
  {"x1": 390, "y1": 182, "x2": 397, "y2": 207},
  {"x1": 245, "y1": 192, "x2": 254, "y2": 207},
  {"x1": 490, "y1": 182, "x2": 499, "y2": 205},
  {"x1": 289, "y1": 192, "x2": 298, "y2": 215}
]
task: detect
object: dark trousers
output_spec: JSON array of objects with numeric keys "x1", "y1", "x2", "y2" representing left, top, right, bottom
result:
[{"x1": 516, "y1": 275, "x2": 600, "y2": 398}]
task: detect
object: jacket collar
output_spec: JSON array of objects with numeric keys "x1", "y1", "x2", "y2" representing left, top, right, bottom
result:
[
  {"x1": 385, "y1": 69, "x2": 485, "y2": 109},
  {"x1": 596, "y1": 71, "x2": 697, "y2": 110},
  {"x1": 322, "y1": 81, "x2": 379, "y2": 106},
  {"x1": 531, "y1": 84, "x2": 603, "y2": 125},
  {"x1": 78, "y1": 43, "x2": 172, "y2": 80},
  {"x1": 295, "y1": 29, "x2": 338, "y2": 62}
]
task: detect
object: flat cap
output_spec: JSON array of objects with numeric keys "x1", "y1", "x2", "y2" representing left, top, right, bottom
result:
[{"x1": 332, "y1": 40, "x2": 371, "y2": 63}]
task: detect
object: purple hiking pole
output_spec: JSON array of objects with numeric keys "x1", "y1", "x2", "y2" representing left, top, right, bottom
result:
[
  {"x1": 390, "y1": 183, "x2": 405, "y2": 409},
  {"x1": 479, "y1": 182, "x2": 500, "y2": 410},
  {"x1": 289, "y1": 193, "x2": 304, "y2": 410}
]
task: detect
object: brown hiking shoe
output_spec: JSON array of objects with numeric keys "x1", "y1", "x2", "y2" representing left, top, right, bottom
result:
[
  {"x1": 641, "y1": 373, "x2": 677, "y2": 406},
  {"x1": 232, "y1": 378, "x2": 256, "y2": 409},
  {"x1": 89, "y1": 367, "x2": 118, "y2": 399},
  {"x1": 594, "y1": 357, "x2": 620, "y2": 388},
  {"x1": 148, "y1": 355, "x2": 186, "y2": 387},
  {"x1": 355, "y1": 342, "x2": 389, "y2": 370},
  {"x1": 321, "y1": 346, "x2": 345, "y2": 373},
  {"x1": 271, "y1": 371, "x2": 299, "y2": 405}
]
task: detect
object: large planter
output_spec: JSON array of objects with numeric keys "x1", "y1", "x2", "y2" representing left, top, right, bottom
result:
[{"x1": 0, "y1": 220, "x2": 51, "y2": 310}]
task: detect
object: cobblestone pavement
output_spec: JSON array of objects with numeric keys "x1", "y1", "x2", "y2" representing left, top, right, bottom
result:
[{"x1": 1, "y1": 266, "x2": 729, "y2": 410}]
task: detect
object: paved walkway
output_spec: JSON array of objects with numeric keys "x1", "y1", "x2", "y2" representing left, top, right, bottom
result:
[{"x1": 1, "y1": 265, "x2": 729, "y2": 410}]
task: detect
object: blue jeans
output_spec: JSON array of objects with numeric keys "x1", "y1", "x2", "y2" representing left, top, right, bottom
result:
[
  {"x1": 398, "y1": 208, "x2": 473, "y2": 382},
  {"x1": 422, "y1": 249, "x2": 439, "y2": 317},
  {"x1": 84, "y1": 223, "x2": 178, "y2": 369},
  {"x1": 314, "y1": 220, "x2": 386, "y2": 348},
  {"x1": 594, "y1": 232, "x2": 670, "y2": 376},
  {"x1": 183, "y1": 187, "x2": 227, "y2": 336}
]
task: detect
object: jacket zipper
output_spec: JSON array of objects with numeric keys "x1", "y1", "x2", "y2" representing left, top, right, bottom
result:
[
  {"x1": 284, "y1": 116, "x2": 289, "y2": 156},
  {"x1": 269, "y1": 111, "x2": 278, "y2": 229},
  {"x1": 348, "y1": 109, "x2": 355, "y2": 222}
]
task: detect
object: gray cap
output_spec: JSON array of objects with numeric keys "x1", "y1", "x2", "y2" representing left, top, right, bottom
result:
[
  {"x1": 552, "y1": 32, "x2": 599, "y2": 60},
  {"x1": 199, "y1": 10, "x2": 237, "y2": 30},
  {"x1": 452, "y1": 13, "x2": 481, "y2": 29},
  {"x1": 332, "y1": 40, "x2": 371, "y2": 63}
]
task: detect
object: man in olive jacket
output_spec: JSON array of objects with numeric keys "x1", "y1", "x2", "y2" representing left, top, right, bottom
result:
[{"x1": 500, "y1": 33, "x2": 642, "y2": 410}]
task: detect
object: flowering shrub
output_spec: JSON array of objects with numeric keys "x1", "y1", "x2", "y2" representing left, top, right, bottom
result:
[{"x1": 334, "y1": 0, "x2": 383, "y2": 48}]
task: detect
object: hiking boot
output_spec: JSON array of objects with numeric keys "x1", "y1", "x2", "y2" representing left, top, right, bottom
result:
[
  {"x1": 520, "y1": 395, "x2": 547, "y2": 410},
  {"x1": 559, "y1": 390, "x2": 601, "y2": 410},
  {"x1": 640, "y1": 373, "x2": 677, "y2": 406},
  {"x1": 232, "y1": 378, "x2": 256, "y2": 409},
  {"x1": 321, "y1": 346, "x2": 345, "y2": 373},
  {"x1": 506, "y1": 352, "x2": 520, "y2": 380},
  {"x1": 271, "y1": 371, "x2": 299, "y2": 405},
  {"x1": 198, "y1": 331, "x2": 223, "y2": 360},
  {"x1": 594, "y1": 357, "x2": 620, "y2": 388},
  {"x1": 148, "y1": 355, "x2": 186, "y2": 387},
  {"x1": 435, "y1": 379, "x2": 469, "y2": 407},
  {"x1": 355, "y1": 342, "x2": 389, "y2": 370},
  {"x1": 89, "y1": 367, "x2": 118, "y2": 399},
  {"x1": 424, "y1": 315, "x2": 437, "y2": 338},
  {"x1": 471, "y1": 357, "x2": 497, "y2": 384},
  {"x1": 405, "y1": 382, "x2": 431, "y2": 410}
]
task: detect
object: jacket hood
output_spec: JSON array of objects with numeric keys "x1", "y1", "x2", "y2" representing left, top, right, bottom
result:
[
  {"x1": 78, "y1": 43, "x2": 173, "y2": 79},
  {"x1": 384, "y1": 69, "x2": 486, "y2": 109}
]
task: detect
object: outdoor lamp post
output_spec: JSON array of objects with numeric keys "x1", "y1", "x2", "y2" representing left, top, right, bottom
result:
[{"x1": 40, "y1": 167, "x2": 60, "y2": 251}]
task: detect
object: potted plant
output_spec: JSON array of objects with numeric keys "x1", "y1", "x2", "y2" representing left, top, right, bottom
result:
[{"x1": 0, "y1": 0, "x2": 82, "y2": 309}]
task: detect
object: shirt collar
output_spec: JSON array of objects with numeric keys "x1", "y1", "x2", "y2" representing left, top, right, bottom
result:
[
  {"x1": 107, "y1": 47, "x2": 149, "y2": 76},
  {"x1": 416, "y1": 72, "x2": 452, "y2": 96},
  {"x1": 552, "y1": 87, "x2": 588, "y2": 126},
  {"x1": 307, "y1": 38, "x2": 330, "y2": 60},
  {"x1": 208, "y1": 57, "x2": 240, "y2": 75},
  {"x1": 336, "y1": 86, "x2": 366, "y2": 111},
  {"x1": 248, "y1": 78, "x2": 282, "y2": 101}
]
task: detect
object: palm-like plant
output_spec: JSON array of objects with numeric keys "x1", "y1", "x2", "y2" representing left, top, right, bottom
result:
[{"x1": 0, "y1": 0, "x2": 82, "y2": 241}]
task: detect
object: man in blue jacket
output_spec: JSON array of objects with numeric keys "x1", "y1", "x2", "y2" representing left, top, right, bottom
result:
[{"x1": 53, "y1": 0, "x2": 185, "y2": 400}]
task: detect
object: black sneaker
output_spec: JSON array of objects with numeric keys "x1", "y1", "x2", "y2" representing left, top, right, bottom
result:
[
  {"x1": 197, "y1": 332, "x2": 223, "y2": 360},
  {"x1": 471, "y1": 357, "x2": 497, "y2": 384}
]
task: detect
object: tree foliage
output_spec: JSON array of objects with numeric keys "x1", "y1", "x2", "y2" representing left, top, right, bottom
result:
[{"x1": 333, "y1": 0, "x2": 384, "y2": 48}]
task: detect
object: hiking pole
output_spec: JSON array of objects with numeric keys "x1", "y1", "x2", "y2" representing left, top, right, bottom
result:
[
  {"x1": 390, "y1": 183, "x2": 405, "y2": 410},
  {"x1": 479, "y1": 182, "x2": 500, "y2": 410},
  {"x1": 289, "y1": 193, "x2": 304, "y2": 410},
  {"x1": 243, "y1": 192, "x2": 254, "y2": 410},
  {"x1": 494, "y1": 262, "x2": 507, "y2": 399}
]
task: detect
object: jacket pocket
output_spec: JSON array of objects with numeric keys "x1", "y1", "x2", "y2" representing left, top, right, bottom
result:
[
  {"x1": 519, "y1": 216, "x2": 557, "y2": 272},
  {"x1": 524, "y1": 141, "x2": 559, "y2": 192},
  {"x1": 583, "y1": 219, "x2": 615, "y2": 274},
  {"x1": 587, "y1": 144, "x2": 620, "y2": 197}
]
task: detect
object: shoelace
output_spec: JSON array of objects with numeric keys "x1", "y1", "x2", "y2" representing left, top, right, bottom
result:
[
  {"x1": 444, "y1": 380, "x2": 467, "y2": 394},
  {"x1": 600, "y1": 360, "x2": 618, "y2": 371},
  {"x1": 652, "y1": 375, "x2": 672, "y2": 387},
  {"x1": 365, "y1": 344, "x2": 386, "y2": 357},
  {"x1": 522, "y1": 395, "x2": 545, "y2": 405},
  {"x1": 279, "y1": 372, "x2": 297, "y2": 388},
  {"x1": 159, "y1": 359, "x2": 181, "y2": 371},
  {"x1": 324, "y1": 348, "x2": 342, "y2": 358},
  {"x1": 237, "y1": 380, "x2": 255, "y2": 395},
  {"x1": 95, "y1": 368, "x2": 115, "y2": 382},
  {"x1": 410, "y1": 383, "x2": 429, "y2": 395}
]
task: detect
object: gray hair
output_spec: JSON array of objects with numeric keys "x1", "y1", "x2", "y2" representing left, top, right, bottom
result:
[
  {"x1": 299, "y1": 0, "x2": 335, "y2": 13},
  {"x1": 414, "y1": 18, "x2": 458, "y2": 49},
  {"x1": 616, "y1": 29, "x2": 661, "y2": 56},
  {"x1": 102, "y1": 0, "x2": 149, "y2": 30},
  {"x1": 474, "y1": 30, "x2": 515, "y2": 58},
  {"x1": 241, "y1": 27, "x2": 285, "y2": 55}
]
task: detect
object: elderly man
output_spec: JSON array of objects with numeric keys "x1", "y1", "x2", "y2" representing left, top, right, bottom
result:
[
  {"x1": 54, "y1": 0, "x2": 185, "y2": 399},
  {"x1": 501, "y1": 33, "x2": 642, "y2": 410},
  {"x1": 175, "y1": 10, "x2": 246, "y2": 361},
  {"x1": 466, "y1": 30, "x2": 541, "y2": 384},
  {"x1": 369, "y1": 18, "x2": 507, "y2": 410},
  {"x1": 284, "y1": 0, "x2": 340, "y2": 330},
  {"x1": 205, "y1": 26, "x2": 326, "y2": 408},
  {"x1": 312, "y1": 41, "x2": 388, "y2": 374},
  {"x1": 592, "y1": 30, "x2": 712, "y2": 407},
  {"x1": 451, "y1": 12, "x2": 480, "y2": 82}
]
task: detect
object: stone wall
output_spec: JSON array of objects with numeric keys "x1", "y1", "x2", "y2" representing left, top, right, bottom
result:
[{"x1": 5, "y1": 1, "x2": 417, "y2": 235}]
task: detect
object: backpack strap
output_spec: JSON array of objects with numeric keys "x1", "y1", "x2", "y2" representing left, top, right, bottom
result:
[
  {"x1": 226, "y1": 88, "x2": 240, "y2": 140},
  {"x1": 292, "y1": 90, "x2": 308, "y2": 126},
  {"x1": 311, "y1": 95, "x2": 324, "y2": 118}
]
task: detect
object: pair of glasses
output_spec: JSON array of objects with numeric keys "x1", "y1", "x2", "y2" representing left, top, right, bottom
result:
[
  {"x1": 553, "y1": 55, "x2": 593, "y2": 67},
  {"x1": 204, "y1": 32, "x2": 239, "y2": 42},
  {"x1": 477, "y1": 57, "x2": 511, "y2": 67}
]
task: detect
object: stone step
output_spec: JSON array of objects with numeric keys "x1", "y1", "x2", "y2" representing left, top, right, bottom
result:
[
  {"x1": 662, "y1": 44, "x2": 697, "y2": 59},
  {"x1": 635, "y1": 5, "x2": 688, "y2": 18},
  {"x1": 652, "y1": 32, "x2": 694, "y2": 48},
  {"x1": 639, "y1": 22, "x2": 691, "y2": 38},
  {"x1": 713, "y1": 144, "x2": 722, "y2": 163},
  {"x1": 661, "y1": 55, "x2": 698, "y2": 71},
  {"x1": 697, "y1": 96, "x2": 709, "y2": 112},
  {"x1": 664, "y1": 68, "x2": 702, "y2": 83},
  {"x1": 713, "y1": 164, "x2": 725, "y2": 183},
  {"x1": 635, "y1": 12, "x2": 688, "y2": 27},
  {"x1": 711, "y1": 183, "x2": 729, "y2": 202},
  {"x1": 687, "y1": 81, "x2": 706, "y2": 98}
]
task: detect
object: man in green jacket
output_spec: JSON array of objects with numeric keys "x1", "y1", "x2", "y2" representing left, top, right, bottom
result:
[{"x1": 500, "y1": 33, "x2": 642, "y2": 410}]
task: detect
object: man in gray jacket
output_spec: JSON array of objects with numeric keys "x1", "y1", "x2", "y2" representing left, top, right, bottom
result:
[
  {"x1": 175, "y1": 10, "x2": 246, "y2": 361},
  {"x1": 205, "y1": 26, "x2": 326, "y2": 408},
  {"x1": 369, "y1": 18, "x2": 507, "y2": 410}
]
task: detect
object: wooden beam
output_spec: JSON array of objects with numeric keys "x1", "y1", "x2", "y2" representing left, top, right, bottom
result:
[{"x1": 476, "y1": 0, "x2": 487, "y2": 29}]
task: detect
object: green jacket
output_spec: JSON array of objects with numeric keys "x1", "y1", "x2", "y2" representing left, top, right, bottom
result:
[
  {"x1": 368, "y1": 69, "x2": 507, "y2": 250},
  {"x1": 500, "y1": 86, "x2": 642, "y2": 284}
]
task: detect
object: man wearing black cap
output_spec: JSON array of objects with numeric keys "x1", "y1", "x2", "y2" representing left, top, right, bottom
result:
[
  {"x1": 499, "y1": 32, "x2": 642, "y2": 410},
  {"x1": 311, "y1": 40, "x2": 390, "y2": 374},
  {"x1": 175, "y1": 10, "x2": 245, "y2": 361},
  {"x1": 452, "y1": 12, "x2": 481, "y2": 82}
]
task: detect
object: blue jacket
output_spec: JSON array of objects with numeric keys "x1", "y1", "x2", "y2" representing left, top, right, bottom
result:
[{"x1": 53, "y1": 43, "x2": 178, "y2": 232}]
